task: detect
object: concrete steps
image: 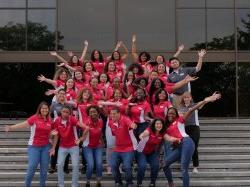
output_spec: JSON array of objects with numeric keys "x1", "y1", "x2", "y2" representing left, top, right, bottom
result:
[{"x1": 0, "y1": 119, "x2": 250, "y2": 186}]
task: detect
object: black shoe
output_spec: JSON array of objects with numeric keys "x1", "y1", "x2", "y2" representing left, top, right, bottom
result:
[
  {"x1": 137, "y1": 184, "x2": 142, "y2": 187},
  {"x1": 64, "y1": 168, "x2": 70, "y2": 174},
  {"x1": 48, "y1": 167, "x2": 56, "y2": 174},
  {"x1": 115, "y1": 183, "x2": 123, "y2": 187},
  {"x1": 86, "y1": 182, "x2": 90, "y2": 187},
  {"x1": 81, "y1": 166, "x2": 86, "y2": 174}
]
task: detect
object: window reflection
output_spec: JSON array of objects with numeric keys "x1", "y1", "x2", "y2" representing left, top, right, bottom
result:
[
  {"x1": 0, "y1": 63, "x2": 55, "y2": 118},
  {"x1": 58, "y1": 0, "x2": 115, "y2": 50},
  {"x1": 28, "y1": 0, "x2": 56, "y2": 8},
  {"x1": 207, "y1": 9, "x2": 235, "y2": 50},
  {"x1": 236, "y1": 9, "x2": 250, "y2": 50},
  {"x1": 190, "y1": 62, "x2": 236, "y2": 117},
  {"x1": 177, "y1": 0, "x2": 205, "y2": 8},
  {"x1": 0, "y1": 0, "x2": 25, "y2": 8},
  {"x1": 118, "y1": 0, "x2": 175, "y2": 51},
  {"x1": 239, "y1": 62, "x2": 250, "y2": 117},
  {"x1": 177, "y1": 9, "x2": 206, "y2": 50},
  {"x1": 0, "y1": 10, "x2": 26, "y2": 50}
]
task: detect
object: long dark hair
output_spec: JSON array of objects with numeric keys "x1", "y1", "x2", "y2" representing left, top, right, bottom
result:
[
  {"x1": 138, "y1": 51, "x2": 151, "y2": 62},
  {"x1": 128, "y1": 63, "x2": 144, "y2": 76},
  {"x1": 129, "y1": 88, "x2": 147, "y2": 103},
  {"x1": 150, "y1": 118, "x2": 166, "y2": 134},
  {"x1": 111, "y1": 51, "x2": 121, "y2": 61},
  {"x1": 149, "y1": 78, "x2": 165, "y2": 99},
  {"x1": 154, "y1": 89, "x2": 169, "y2": 104},
  {"x1": 91, "y1": 50, "x2": 104, "y2": 62}
]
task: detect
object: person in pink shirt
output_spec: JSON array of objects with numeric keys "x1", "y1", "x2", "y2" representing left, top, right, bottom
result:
[
  {"x1": 90, "y1": 50, "x2": 106, "y2": 74},
  {"x1": 136, "y1": 118, "x2": 171, "y2": 187},
  {"x1": 80, "y1": 105, "x2": 104, "y2": 187},
  {"x1": 128, "y1": 88, "x2": 153, "y2": 140},
  {"x1": 152, "y1": 89, "x2": 173, "y2": 120},
  {"x1": 163, "y1": 93, "x2": 221, "y2": 187},
  {"x1": 109, "y1": 107, "x2": 137, "y2": 187},
  {"x1": 73, "y1": 70, "x2": 89, "y2": 94},
  {"x1": 104, "y1": 61, "x2": 123, "y2": 83},
  {"x1": 52, "y1": 105, "x2": 82, "y2": 187},
  {"x1": 82, "y1": 61, "x2": 99, "y2": 82},
  {"x1": 5, "y1": 102, "x2": 56, "y2": 187}
]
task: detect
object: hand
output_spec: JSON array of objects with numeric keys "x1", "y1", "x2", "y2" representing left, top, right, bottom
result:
[
  {"x1": 84, "y1": 40, "x2": 88, "y2": 46},
  {"x1": 57, "y1": 63, "x2": 65, "y2": 67},
  {"x1": 92, "y1": 71, "x2": 99, "y2": 77},
  {"x1": 115, "y1": 102, "x2": 122, "y2": 107},
  {"x1": 178, "y1": 44, "x2": 184, "y2": 51},
  {"x1": 184, "y1": 75, "x2": 199, "y2": 83},
  {"x1": 37, "y1": 74, "x2": 46, "y2": 82},
  {"x1": 45, "y1": 89, "x2": 56, "y2": 96},
  {"x1": 67, "y1": 51, "x2": 73, "y2": 57},
  {"x1": 132, "y1": 34, "x2": 136, "y2": 42},
  {"x1": 130, "y1": 123, "x2": 137, "y2": 129},
  {"x1": 75, "y1": 139, "x2": 81, "y2": 145},
  {"x1": 50, "y1": 130, "x2": 58, "y2": 136},
  {"x1": 116, "y1": 41, "x2": 122, "y2": 48},
  {"x1": 4, "y1": 125, "x2": 11, "y2": 132},
  {"x1": 126, "y1": 80, "x2": 133, "y2": 86},
  {"x1": 50, "y1": 51, "x2": 57, "y2": 56},
  {"x1": 49, "y1": 148, "x2": 55, "y2": 157},
  {"x1": 198, "y1": 49, "x2": 206, "y2": 58}
]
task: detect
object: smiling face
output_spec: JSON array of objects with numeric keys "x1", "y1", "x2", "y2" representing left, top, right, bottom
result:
[
  {"x1": 136, "y1": 89, "x2": 145, "y2": 101},
  {"x1": 66, "y1": 79, "x2": 74, "y2": 89},
  {"x1": 156, "y1": 55, "x2": 164, "y2": 63},
  {"x1": 59, "y1": 71, "x2": 67, "y2": 81},
  {"x1": 72, "y1": 55, "x2": 78, "y2": 64},
  {"x1": 61, "y1": 107, "x2": 71, "y2": 120},
  {"x1": 140, "y1": 53, "x2": 147, "y2": 62},
  {"x1": 167, "y1": 108, "x2": 178, "y2": 123},
  {"x1": 114, "y1": 89, "x2": 122, "y2": 100},
  {"x1": 154, "y1": 79, "x2": 162, "y2": 88},
  {"x1": 88, "y1": 107, "x2": 98, "y2": 120},
  {"x1": 57, "y1": 90, "x2": 66, "y2": 103},
  {"x1": 110, "y1": 109, "x2": 120, "y2": 122},
  {"x1": 113, "y1": 51, "x2": 120, "y2": 60},
  {"x1": 94, "y1": 50, "x2": 100, "y2": 60},
  {"x1": 154, "y1": 120, "x2": 163, "y2": 132},
  {"x1": 90, "y1": 78, "x2": 98, "y2": 88},
  {"x1": 85, "y1": 62, "x2": 93, "y2": 72},
  {"x1": 40, "y1": 104, "x2": 49, "y2": 117},
  {"x1": 82, "y1": 90, "x2": 90, "y2": 100},
  {"x1": 100, "y1": 73, "x2": 108, "y2": 83},
  {"x1": 74, "y1": 71, "x2": 83, "y2": 80},
  {"x1": 158, "y1": 90, "x2": 167, "y2": 101},
  {"x1": 157, "y1": 64, "x2": 165, "y2": 74},
  {"x1": 170, "y1": 59, "x2": 180, "y2": 69},
  {"x1": 108, "y1": 61, "x2": 116, "y2": 72}
]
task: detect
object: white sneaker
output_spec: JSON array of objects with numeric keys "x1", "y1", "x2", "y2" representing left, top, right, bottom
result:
[{"x1": 193, "y1": 167, "x2": 199, "y2": 174}]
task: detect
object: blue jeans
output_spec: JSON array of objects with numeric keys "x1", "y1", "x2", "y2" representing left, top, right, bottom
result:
[
  {"x1": 110, "y1": 151, "x2": 134, "y2": 186},
  {"x1": 83, "y1": 147, "x2": 103, "y2": 180},
  {"x1": 163, "y1": 137, "x2": 195, "y2": 187},
  {"x1": 136, "y1": 151, "x2": 159, "y2": 185},
  {"x1": 58, "y1": 146, "x2": 79, "y2": 187},
  {"x1": 25, "y1": 144, "x2": 51, "y2": 187},
  {"x1": 164, "y1": 141, "x2": 173, "y2": 161}
]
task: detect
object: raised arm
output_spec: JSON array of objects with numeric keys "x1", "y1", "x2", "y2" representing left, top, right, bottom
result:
[
  {"x1": 120, "y1": 41, "x2": 129, "y2": 60},
  {"x1": 173, "y1": 44, "x2": 184, "y2": 58},
  {"x1": 37, "y1": 74, "x2": 57, "y2": 87},
  {"x1": 183, "y1": 92, "x2": 221, "y2": 121},
  {"x1": 5, "y1": 121, "x2": 29, "y2": 132},
  {"x1": 80, "y1": 40, "x2": 88, "y2": 61},
  {"x1": 132, "y1": 34, "x2": 138, "y2": 62},
  {"x1": 50, "y1": 51, "x2": 68, "y2": 64},
  {"x1": 58, "y1": 63, "x2": 77, "y2": 72},
  {"x1": 196, "y1": 49, "x2": 206, "y2": 72}
]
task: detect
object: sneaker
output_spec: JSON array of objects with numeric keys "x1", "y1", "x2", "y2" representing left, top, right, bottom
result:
[
  {"x1": 115, "y1": 183, "x2": 122, "y2": 187},
  {"x1": 85, "y1": 182, "x2": 90, "y2": 187},
  {"x1": 149, "y1": 183, "x2": 155, "y2": 187},
  {"x1": 192, "y1": 167, "x2": 199, "y2": 174}
]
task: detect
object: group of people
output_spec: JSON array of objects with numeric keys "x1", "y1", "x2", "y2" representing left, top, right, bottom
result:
[{"x1": 5, "y1": 34, "x2": 221, "y2": 187}]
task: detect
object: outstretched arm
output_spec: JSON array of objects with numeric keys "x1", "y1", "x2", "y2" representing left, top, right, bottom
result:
[
  {"x1": 37, "y1": 74, "x2": 57, "y2": 87},
  {"x1": 5, "y1": 121, "x2": 29, "y2": 132},
  {"x1": 196, "y1": 49, "x2": 206, "y2": 72},
  {"x1": 183, "y1": 92, "x2": 221, "y2": 121},
  {"x1": 173, "y1": 44, "x2": 184, "y2": 58},
  {"x1": 139, "y1": 129, "x2": 150, "y2": 140},
  {"x1": 80, "y1": 40, "x2": 88, "y2": 61},
  {"x1": 120, "y1": 41, "x2": 129, "y2": 60},
  {"x1": 50, "y1": 51, "x2": 68, "y2": 64},
  {"x1": 132, "y1": 34, "x2": 138, "y2": 62},
  {"x1": 170, "y1": 75, "x2": 198, "y2": 92}
]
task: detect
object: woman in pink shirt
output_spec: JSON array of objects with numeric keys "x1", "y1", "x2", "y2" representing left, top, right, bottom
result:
[{"x1": 5, "y1": 102, "x2": 56, "y2": 187}]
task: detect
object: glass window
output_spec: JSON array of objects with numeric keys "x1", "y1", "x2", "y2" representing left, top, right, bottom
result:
[
  {"x1": 28, "y1": 0, "x2": 56, "y2": 8},
  {"x1": 27, "y1": 9, "x2": 56, "y2": 50},
  {"x1": 239, "y1": 62, "x2": 250, "y2": 117},
  {"x1": 177, "y1": 0, "x2": 205, "y2": 8},
  {"x1": 206, "y1": 0, "x2": 234, "y2": 8},
  {"x1": 58, "y1": 0, "x2": 115, "y2": 51},
  {"x1": 177, "y1": 9, "x2": 206, "y2": 50},
  {"x1": 207, "y1": 9, "x2": 235, "y2": 50},
  {"x1": 0, "y1": 63, "x2": 55, "y2": 118},
  {"x1": 0, "y1": 0, "x2": 26, "y2": 8},
  {"x1": 236, "y1": 9, "x2": 250, "y2": 50},
  {"x1": 236, "y1": 0, "x2": 250, "y2": 8},
  {"x1": 190, "y1": 62, "x2": 236, "y2": 117},
  {"x1": 118, "y1": 0, "x2": 175, "y2": 51},
  {"x1": 0, "y1": 10, "x2": 26, "y2": 50}
]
